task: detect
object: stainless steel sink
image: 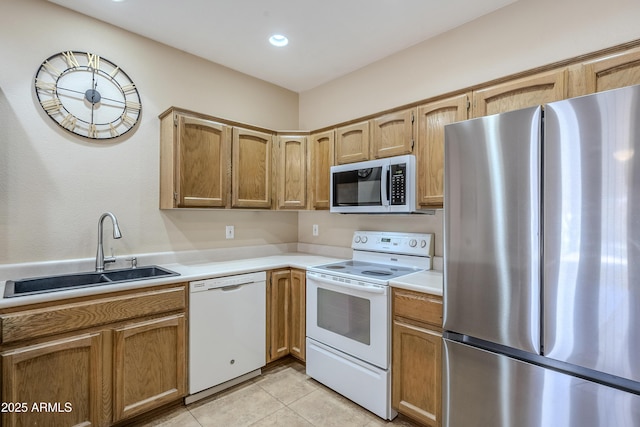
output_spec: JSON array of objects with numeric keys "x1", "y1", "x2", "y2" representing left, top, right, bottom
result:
[{"x1": 4, "y1": 265, "x2": 180, "y2": 298}]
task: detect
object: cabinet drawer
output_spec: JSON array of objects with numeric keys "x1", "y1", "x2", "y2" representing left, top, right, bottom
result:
[
  {"x1": 0, "y1": 285, "x2": 186, "y2": 344},
  {"x1": 393, "y1": 288, "x2": 442, "y2": 327}
]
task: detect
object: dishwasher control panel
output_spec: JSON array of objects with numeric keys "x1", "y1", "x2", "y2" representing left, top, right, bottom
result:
[{"x1": 190, "y1": 271, "x2": 266, "y2": 292}]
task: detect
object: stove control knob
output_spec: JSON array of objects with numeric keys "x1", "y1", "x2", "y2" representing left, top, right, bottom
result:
[
  {"x1": 421, "y1": 240, "x2": 427, "y2": 248},
  {"x1": 361, "y1": 236, "x2": 368, "y2": 243},
  {"x1": 355, "y1": 236, "x2": 361, "y2": 243},
  {"x1": 409, "y1": 239, "x2": 417, "y2": 247}
]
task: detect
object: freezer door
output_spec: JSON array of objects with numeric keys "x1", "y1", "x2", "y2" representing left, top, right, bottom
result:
[
  {"x1": 544, "y1": 85, "x2": 640, "y2": 383},
  {"x1": 443, "y1": 339, "x2": 640, "y2": 427},
  {"x1": 444, "y1": 106, "x2": 541, "y2": 353}
]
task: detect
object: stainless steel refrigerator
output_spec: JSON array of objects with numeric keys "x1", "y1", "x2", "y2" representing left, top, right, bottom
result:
[{"x1": 443, "y1": 84, "x2": 640, "y2": 427}]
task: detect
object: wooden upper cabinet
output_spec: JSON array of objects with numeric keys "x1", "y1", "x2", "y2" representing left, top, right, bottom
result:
[
  {"x1": 336, "y1": 121, "x2": 370, "y2": 164},
  {"x1": 276, "y1": 135, "x2": 307, "y2": 210},
  {"x1": 309, "y1": 130, "x2": 335, "y2": 210},
  {"x1": 472, "y1": 69, "x2": 568, "y2": 117},
  {"x1": 232, "y1": 127, "x2": 273, "y2": 208},
  {"x1": 176, "y1": 115, "x2": 231, "y2": 208},
  {"x1": 371, "y1": 108, "x2": 415, "y2": 158},
  {"x1": 581, "y1": 46, "x2": 640, "y2": 94},
  {"x1": 416, "y1": 94, "x2": 469, "y2": 208},
  {"x1": 159, "y1": 110, "x2": 231, "y2": 209}
]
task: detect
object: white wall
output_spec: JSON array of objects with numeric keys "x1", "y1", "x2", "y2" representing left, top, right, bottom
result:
[
  {"x1": 299, "y1": 0, "x2": 640, "y2": 129},
  {"x1": 3, "y1": 0, "x2": 640, "y2": 266},
  {"x1": 0, "y1": 0, "x2": 300, "y2": 264},
  {"x1": 296, "y1": 0, "x2": 640, "y2": 264}
]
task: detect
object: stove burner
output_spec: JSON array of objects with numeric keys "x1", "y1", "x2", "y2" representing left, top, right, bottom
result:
[
  {"x1": 361, "y1": 270, "x2": 393, "y2": 277},
  {"x1": 325, "y1": 265, "x2": 346, "y2": 269}
]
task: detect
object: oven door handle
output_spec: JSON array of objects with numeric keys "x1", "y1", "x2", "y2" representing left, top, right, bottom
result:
[{"x1": 309, "y1": 275, "x2": 386, "y2": 294}]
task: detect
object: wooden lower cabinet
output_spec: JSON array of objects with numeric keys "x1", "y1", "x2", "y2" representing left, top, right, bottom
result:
[
  {"x1": 289, "y1": 269, "x2": 306, "y2": 361},
  {"x1": 266, "y1": 269, "x2": 291, "y2": 362},
  {"x1": 112, "y1": 314, "x2": 186, "y2": 422},
  {"x1": 266, "y1": 268, "x2": 306, "y2": 363},
  {"x1": 0, "y1": 284, "x2": 188, "y2": 427},
  {"x1": 392, "y1": 288, "x2": 443, "y2": 427},
  {"x1": 1, "y1": 333, "x2": 103, "y2": 427}
]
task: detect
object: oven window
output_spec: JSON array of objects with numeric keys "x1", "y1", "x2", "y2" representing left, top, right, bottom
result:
[
  {"x1": 317, "y1": 288, "x2": 371, "y2": 345},
  {"x1": 333, "y1": 167, "x2": 382, "y2": 206}
]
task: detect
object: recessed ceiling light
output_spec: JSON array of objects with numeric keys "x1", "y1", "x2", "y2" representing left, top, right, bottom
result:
[{"x1": 269, "y1": 34, "x2": 289, "y2": 47}]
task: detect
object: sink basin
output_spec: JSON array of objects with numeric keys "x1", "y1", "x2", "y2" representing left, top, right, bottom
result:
[{"x1": 4, "y1": 265, "x2": 180, "y2": 298}]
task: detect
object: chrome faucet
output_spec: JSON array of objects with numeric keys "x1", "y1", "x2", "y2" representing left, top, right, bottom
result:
[{"x1": 96, "y1": 212, "x2": 122, "y2": 272}]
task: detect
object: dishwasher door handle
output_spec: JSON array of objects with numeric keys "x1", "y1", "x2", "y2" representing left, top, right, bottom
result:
[{"x1": 204, "y1": 283, "x2": 250, "y2": 292}]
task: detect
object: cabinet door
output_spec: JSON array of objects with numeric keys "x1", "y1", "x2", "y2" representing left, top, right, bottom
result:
[
  {"x1": 336, "y1": 121, "x2": 370, "y2": 164},
  {"x1": 113, "y1": 314, "x2": 186, "y2": 422},
  {"x1": 309, "y1": 130, "x2": 335, "y2": 209},
  {"x1": 416, "y1": 94, "x2": 469, "y2": 208},
  {"x1": 276, "y1": 136, "x2": 307, "y2": 209},
  {"x1": 581, "y1": 46, "x2": 640, "y2": 94},
  {"x1": 266, "y1": 269, "x2": 290, "y2": 363},
  {"x1": 176, "y1": 114, "x2": 231, "y2": 208},
  {"x1": 371, "y1": 108, "x2": 415, "y2": 158},
  {"x1": 392, "y1": 320, "x2": 442, "y2": 427},
  {"x1": 289, "y1": 269, "x2": 306, "y2": 361},
  {"x1": 1, "y1": 333, "x2": 103, "y2": 427},
  {"x1": 232, "y1": 127, "x2": 273, "y2": 208},
  {"x1": 472, "y1": 69, "x2": 568, "y2": 117}
]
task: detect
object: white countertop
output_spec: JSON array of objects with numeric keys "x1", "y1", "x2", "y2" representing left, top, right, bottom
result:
[
  {"x1": 0, "y1": 253, "x2": 346, "y2": 309},
  {"x1": 0, "y1": 247, "x2": 444, "y2": 309},
  {"x1": 389, "y1": 270, "x2": 443, "y2": 296}
]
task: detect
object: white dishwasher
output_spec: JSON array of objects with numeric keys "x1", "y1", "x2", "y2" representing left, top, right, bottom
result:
[{"x1": 187, "y1": 271, "x2": 266, "y2": 403}]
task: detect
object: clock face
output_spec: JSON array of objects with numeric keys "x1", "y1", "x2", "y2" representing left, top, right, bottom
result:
[{"x1": 34, "y1": 51, "x2": 141, "y2": 140}]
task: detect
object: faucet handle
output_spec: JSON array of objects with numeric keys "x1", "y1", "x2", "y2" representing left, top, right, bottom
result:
[{"x1": 126, "y1": 257, "x2": 138, "y2": 269}]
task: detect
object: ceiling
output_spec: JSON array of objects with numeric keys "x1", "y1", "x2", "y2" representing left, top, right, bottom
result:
[{"x1": 48, "y1": 0, "x2": 518, "y2": 92}]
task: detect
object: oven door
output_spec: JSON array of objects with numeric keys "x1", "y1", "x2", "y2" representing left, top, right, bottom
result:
[{"x1": 306, "y1": 271, "x2": 390, "y2": 369}]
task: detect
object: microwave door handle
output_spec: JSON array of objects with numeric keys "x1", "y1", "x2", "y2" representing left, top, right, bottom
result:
[{"x1": 381, "y1": 165, "x2": 390, "y2": 206}]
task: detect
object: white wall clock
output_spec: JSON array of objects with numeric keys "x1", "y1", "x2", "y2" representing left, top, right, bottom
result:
[{"x1": 34, "y1": 51, "x2": 141, "y2": 140}]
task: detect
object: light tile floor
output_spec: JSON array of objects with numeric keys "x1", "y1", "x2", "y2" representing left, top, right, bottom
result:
[{"x1": 138, "y1": 359, "x2": 420, "y2": 427}]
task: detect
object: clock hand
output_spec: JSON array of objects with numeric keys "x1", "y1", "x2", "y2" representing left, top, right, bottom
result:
[
  {"x1": 55, "y1": 87, "x2": 85, "y2": 96},
  {"x1": 90, "y1": 68, "x2": 96, "y2": 124},
  {"x1": 56, "y1": 87, "x2": 125, "y2": 104},
  {"x1": 94, "y1": 95, "x2": 125, "y2": 104}
]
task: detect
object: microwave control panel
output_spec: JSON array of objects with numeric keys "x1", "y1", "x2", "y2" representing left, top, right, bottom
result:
[{"x1": 390, "y1": 163, "x2": 407, "y2": 205}]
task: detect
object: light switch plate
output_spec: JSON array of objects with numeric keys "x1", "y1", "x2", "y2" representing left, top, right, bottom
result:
[
  {"x1": 312, "y1": 224, "x2": 319, "y2": 236},
  {"x1": 226, "y1": 225, "x2": 234, "y2": 239}
]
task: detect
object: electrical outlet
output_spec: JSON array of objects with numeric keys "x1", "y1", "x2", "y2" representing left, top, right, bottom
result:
[
  {"x1": 312, "y1": 224, "x2": 319, "y2": 236},
  {"x1": 225, "y1": 225, "x2": 234, "y2": 239}
]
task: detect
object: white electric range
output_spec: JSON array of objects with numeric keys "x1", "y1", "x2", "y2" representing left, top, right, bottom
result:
[{"x1": 305, "y1": 231, "x2": 434, "y2": 420}]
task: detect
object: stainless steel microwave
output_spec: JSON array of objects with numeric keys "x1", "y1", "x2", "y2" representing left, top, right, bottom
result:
[{"x1": 330, "y1": 155, "x2": 418, "y2": 214}]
